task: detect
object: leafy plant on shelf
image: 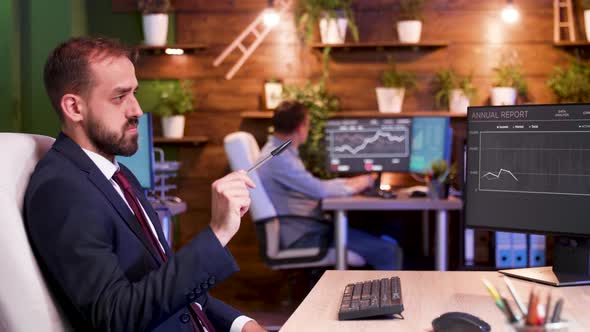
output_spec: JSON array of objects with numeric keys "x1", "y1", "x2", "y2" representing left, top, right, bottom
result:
[
  {"x1": 137, "y1": 0, "x2": 170, "y2": 13},
  {"x1": 547, "y1": 57, "x2": 590, "y2": 103},
  {"x1": 148, "y1": 80, "x2": 196, "y2": 117},
  {"x1": 295, "y1": 0, "x2": 359, "y2": 44},
  {"x1": 381, "y1": 63, "x2": 418, "y2": 89},
  {"x1": 492, "y1": 53, "x2": 528, "y2": 96},
  {"x1": 283, "y1": 81, "x2": 339, "y2": 179},
  {"x1": 399, "y1": 0, "x2": 425, "y2": 21},
  {"x1": 428, "y1": 160, "x2": 457, "y2": 185},
  {"x1": 433, "y1": 68, "x2": 478, "y2": 109}
]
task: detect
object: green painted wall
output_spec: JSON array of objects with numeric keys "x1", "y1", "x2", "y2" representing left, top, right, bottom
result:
[
  {"x1": 7, "y1": 0, "x2": 175, "y2": 135},
  {"x1": 20, "y1": 0, "x2": 72, "y2": 136},
  {"x1": 0, "y1": 0, "x2": 20, "y2": 132}
]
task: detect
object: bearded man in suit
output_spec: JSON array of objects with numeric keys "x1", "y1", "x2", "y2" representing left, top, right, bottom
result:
[{"x1": 24, "y1": 36, "x2": 265, "y2": 332}]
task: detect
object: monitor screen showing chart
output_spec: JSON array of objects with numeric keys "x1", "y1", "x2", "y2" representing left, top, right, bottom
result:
[
  {"x1": 465, "y1": 104, "x2": 590, "y2": 237},
  {"x1": 325, "y1": 118, "x2": 413, "y2": 173}
]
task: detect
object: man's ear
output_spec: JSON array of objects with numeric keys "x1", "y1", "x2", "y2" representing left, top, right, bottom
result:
[{"x1": 60, "y1": 94, "x2": 85, "y2": 123}]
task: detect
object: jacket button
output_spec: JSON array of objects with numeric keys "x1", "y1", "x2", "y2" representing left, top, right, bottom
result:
[
  {"x1": 194, "y1": 287, "x2": 202, "y2": 295},
  {"x1": 187, "y1": 292, "x2": 196, "y2": 301},
  {"x1": 201, "y1": 282, "x2": 209, "y2": 290},
  {"x1": 179, "y1": 313, "x2": 190, "y2": 324},
  {"x1": 208, "y1": 276, "x2": 216, "y2": 285}
]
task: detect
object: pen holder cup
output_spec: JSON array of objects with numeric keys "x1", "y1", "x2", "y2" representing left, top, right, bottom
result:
[{"x1": 509, "y1": 321, "x2": 571, "y2": 332}]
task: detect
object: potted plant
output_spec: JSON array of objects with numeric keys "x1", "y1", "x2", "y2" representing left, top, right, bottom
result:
[
  {"x1": 578, "y1": 0, "x2": 590, "y2": 41},
  {"x1": 547, "y1": 58, "x2": 590, "y2": 102},
  {"x1": 295, "y1": 0, "x2": 359, "y2": 44},
  {"x1": 397, "y1": 0, "x2": 424, "y2": 43},
  {"x1": 283, "y1": 81, "x2": 339, "y2": 178},
  {"x1": 433, "y1": 69, "x2": 478, "y2": 114},
  {"x1": 426, "y1": 159, "x2": 457, "y2": 199},
  {"x1": 376, "y1": 64, "x2": 417, "y2": 113},
  {"x1": 150, "y1": 80, "x2": 195, "y2": 138},
  {"x1": 138, "y1": 0, "x2": 170, "y2": 46},
  {"x1": 491, "y1": 54, "x2": 528, "y2": 105}
]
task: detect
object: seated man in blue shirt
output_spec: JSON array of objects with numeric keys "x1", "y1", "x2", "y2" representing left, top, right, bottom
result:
[{"x1": 257, "y1": 101, "x2": 402, "y2": 270}]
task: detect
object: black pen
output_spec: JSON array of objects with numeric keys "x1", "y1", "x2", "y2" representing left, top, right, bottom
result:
[
  {"x1": 550, "y1": 298, "x2": 563, "y2": 323},
  {"x1": 501, "y1": 297, "x2": 519, "y2": 323},
  {"x1": 247, "y1": 140, "x2": 292, "y2": 173},
  {"x1": 544, "y1": 293, "x2": 552, "y2": 325}
]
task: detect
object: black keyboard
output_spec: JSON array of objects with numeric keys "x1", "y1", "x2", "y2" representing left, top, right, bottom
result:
[{"x1": 338, "y1": 276, "x2": 404, "y2": 320}]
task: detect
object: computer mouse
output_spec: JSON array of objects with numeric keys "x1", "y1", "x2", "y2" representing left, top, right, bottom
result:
[
  {"x1": 378, "y1": 189, "x2": 397, "y2": 199},
  {"x1": 432, "y1": 312, "x2": 491, "y2": 332},
  {"x1": 410, "y1": 189, "x2": 428, "y2": 198}
]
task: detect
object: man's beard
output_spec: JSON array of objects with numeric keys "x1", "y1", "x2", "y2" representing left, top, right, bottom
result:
[{"x1": 87, "y1": 115, "x2": 139, "y2": 157}]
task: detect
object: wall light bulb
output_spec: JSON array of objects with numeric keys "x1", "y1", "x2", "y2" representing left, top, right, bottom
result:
[
  {"x1": 263, "y1": 9, "x2": 280, "y2": 27},
  {"x1": 501, "y1": 4, "x2": 520, "y2": 24}
]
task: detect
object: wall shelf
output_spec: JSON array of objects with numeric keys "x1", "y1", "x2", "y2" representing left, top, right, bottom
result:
[
  {"x1": 153, "y1": 136, "x2": 209, "y2": 146},
  {"x1": 240, "y1": 111, "x2": 466, "y2": 119},
  {"x1": 310, "y1": 41, "x2": 449, "y2": 52},
  {"x1": 137, "y1": 43, "x2": 207, "y2": 55},
  {"x1": 553, "y1": 41, "x2": 590, "y2": 47}
]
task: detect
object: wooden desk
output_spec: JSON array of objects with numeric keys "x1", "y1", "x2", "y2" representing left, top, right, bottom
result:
[
  {"x1": 322, "y1": 196, "x2": 463, "y2": 271},
  {"x1": 281, "y1": 270, "x2": 590, "y2": 332}
]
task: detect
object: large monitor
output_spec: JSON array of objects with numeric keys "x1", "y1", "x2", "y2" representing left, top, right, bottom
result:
[
  {"x1": 116, "y1": 113, "x2": 155, "y2": 189},
  {"x1": 325, "y1": 116, "x2": 451, "y2": 174},
  {"x1": 466, "y1": 103, "x2": 590, "y2": 286},
  {"x1": 325, "y1": 117, "x2": 413, "y2": 173}
]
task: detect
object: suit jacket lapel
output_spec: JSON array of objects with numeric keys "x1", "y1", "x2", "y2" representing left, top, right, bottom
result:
[{"x1": 53, "y1": 133, "x2": 163, "y2": 264}]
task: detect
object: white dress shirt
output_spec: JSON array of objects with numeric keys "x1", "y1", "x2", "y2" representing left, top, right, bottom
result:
[{"x1": 82, "y1": 149, "x2": 252, "y2": 332}]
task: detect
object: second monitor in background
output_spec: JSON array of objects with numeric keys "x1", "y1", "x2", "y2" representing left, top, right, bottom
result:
[{"x1": 324, "y1": 116, "x2": 451, "y2": 175}]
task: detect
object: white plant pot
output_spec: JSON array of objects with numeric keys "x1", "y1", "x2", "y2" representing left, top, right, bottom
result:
[
  {"x1": 142, "y1": 14, "x2": 168, "y2": 46},
  {"x1": 449, "y1": 89, "x2": 470, "y2": 114},
  {"x1": 319, "y1": 17, "x2": 348, "y2": 44},
  {"x1": 161, "y1": 115, "x2": 185, "y2": 138},
  {"x1": 264, "y1": 82, "x2": 283, "y2": 109},
  {"x1": 376, "y1": 87, "x2": 405, "y2": 113},
  {"x1": 585, "y1": 10, "x2": 590, "y2": 41},
  {"x1": 397, "y1": 20, "x2": 422, "y2": 43},
  {"x1": 491, "y1": 87, "x2": 517, "y2": 106}
]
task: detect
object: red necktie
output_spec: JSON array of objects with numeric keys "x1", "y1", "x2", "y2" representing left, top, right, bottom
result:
[{"x1": 112, "y1": 170, "x2": 216, "y2": 332}]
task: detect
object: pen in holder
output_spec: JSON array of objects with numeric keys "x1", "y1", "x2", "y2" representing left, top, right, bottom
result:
[{"x1": 481, "y1": 278, "x2": 573, "y2": 332}]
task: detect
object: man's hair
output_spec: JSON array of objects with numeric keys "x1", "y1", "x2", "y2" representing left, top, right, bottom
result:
[
  {"x1": 272, "y1": 100, "x2": 309, "y2": 134},
  {"x1": 43, "y1": 36, "x2": 137, "y2": 121}
]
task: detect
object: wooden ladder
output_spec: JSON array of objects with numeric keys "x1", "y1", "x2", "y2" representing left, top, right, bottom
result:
[
  {"x1": 553, "y1": 0, "x2": 576, "y2": 42},
  {"x1": 213, "y1": 0, "x2": 292, "y2": 80}
]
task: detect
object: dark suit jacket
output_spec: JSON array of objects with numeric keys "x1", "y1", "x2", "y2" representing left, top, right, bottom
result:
[{"x1": 24, "y1": 133, "x2": 241, "y2": 332}]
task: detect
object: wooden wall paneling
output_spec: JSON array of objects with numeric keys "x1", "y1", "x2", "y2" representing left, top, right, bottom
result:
[{"x1": 119, "y1": 0, "x2": 584, "y2": 312}]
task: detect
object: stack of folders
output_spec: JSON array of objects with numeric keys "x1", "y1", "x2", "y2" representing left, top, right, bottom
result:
[{"x1": 495, "y1": 232, "x2": 546, "y2": 269}]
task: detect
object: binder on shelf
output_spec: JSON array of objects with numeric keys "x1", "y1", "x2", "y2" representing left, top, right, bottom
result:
[
  {"x1": 528, "y1": 234, "x2": 546, "y2": 267},
  {"x1": 511, "y1": 233, "x2": 528, "y2": 268},
  {"x1": 495, "y1": 232, "x2": 513, "y2": 268},
  {"x1": 464, "y1": 228, "x2": 475, "y2": 266}
]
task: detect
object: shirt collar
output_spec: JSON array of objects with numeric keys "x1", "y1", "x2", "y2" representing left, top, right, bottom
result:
[{"x1": 82, "y1": 148, "x2": 120, "y2": 180}]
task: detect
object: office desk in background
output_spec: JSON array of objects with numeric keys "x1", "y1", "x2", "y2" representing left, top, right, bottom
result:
[
  {"x1": 322, "y1": 196, "x2": 463, "y2": 271},
  {"x1": 281, "y1": 270, "x2": 589, "y2": 332}
]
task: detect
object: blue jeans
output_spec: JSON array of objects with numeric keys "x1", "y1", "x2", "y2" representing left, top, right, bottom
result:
[{"x1": 287, "y1": 225, "x2": 402, "y2": 270}]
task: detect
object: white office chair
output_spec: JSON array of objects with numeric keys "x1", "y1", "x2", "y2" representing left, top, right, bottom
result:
[
  {"x1": 0, "y1": 133, "x2": 71, "y2": 331},
  {"x1": 223, "y1": 131, "x2": 365, "y2": 269}
]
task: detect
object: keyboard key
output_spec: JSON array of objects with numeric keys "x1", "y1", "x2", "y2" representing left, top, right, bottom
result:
[{"x1": 338, "y1": 276, "x2": 404, "y2": 320}]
